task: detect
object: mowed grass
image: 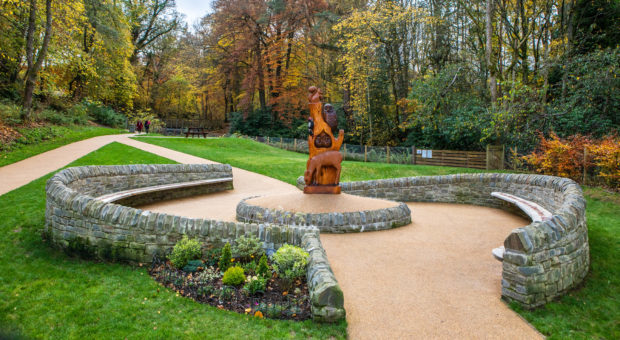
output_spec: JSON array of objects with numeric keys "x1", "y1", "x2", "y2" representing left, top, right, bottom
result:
[
  {"x1": 132, "y1": 137, "x2": 488, "y2": 185},
  {"x1": 0, "y1": 142, "x2": 347, "y2": 339},
  {"x1": 133, "y1": 137, "x2": 619, "y2": 339},
  {"x1": 0, "y1": 125, "x2": 126, "y2": 167}
]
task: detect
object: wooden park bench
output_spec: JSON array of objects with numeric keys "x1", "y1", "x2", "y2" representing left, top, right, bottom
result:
[
  {"x1": 490, "y1": 191, "x2": 553, "y2": 261},
  {"x1": 185, "y1": 127, "x2": 207, "y2": 138}
]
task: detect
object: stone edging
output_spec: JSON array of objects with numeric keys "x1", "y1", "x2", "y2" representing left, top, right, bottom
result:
[
  {"x1": 302, "y1": 233, "x2": 346, "y2": 321},
  {"x1": 236, "y1": 197, "x2": 411, "y2": 233},
  {"x1": 45, "y1": 164, "x2": 344, "y2": 322},
  {"x1": 296, "y1": 173, "x2": 589, "y2": 309}
]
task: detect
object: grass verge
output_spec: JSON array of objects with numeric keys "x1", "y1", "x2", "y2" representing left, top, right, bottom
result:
[
  {"x1": 132, "y1": 137, "x2": 488, "y2": 185},
  {"x1": 0, "y1": 142, "x2": 347, "y2": 339},
  {"x1": 133, "y1": 136, "x2": 619, "y2": 339},
  {"x1": 0, "y1": 125, "x2": 125, "y2": 167}
]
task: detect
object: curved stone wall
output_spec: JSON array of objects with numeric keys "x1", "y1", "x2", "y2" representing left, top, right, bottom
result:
[
  {"x1": 307, "y1": 173, "x2": 588, "y2": 308},
  {"x1": 236, "y1": 197, "x2": 411, "y2": 233},
  {"x1": 45, "y1": 164, "x2": 344, "y2": 322}
]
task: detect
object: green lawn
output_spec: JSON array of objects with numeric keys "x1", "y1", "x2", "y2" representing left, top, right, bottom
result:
[
  {"x1": 133, "y1": 137, "x2": 620, "y2": 339},
  {"x1": 0, "y1": 125, "x2": 125, "y2": 167},
  {"x1": 132, "y1": 137, "x2": 489, "y2": 185},
  {"x1": 0, "y1": 142, "x2": 347, "y2": 339}
]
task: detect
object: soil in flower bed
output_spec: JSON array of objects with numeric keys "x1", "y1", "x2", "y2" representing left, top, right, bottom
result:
[{"x1": 148, "y1": 258, "x2": 312, "y2": 321}]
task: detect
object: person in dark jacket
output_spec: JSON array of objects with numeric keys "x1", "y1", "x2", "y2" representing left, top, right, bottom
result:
[{"x1": 145, "y1": 120, "x2": 150, "y2": 134}]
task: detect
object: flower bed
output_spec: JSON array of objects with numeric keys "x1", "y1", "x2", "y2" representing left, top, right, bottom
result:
[{"x1": 148, "y1": 238, "x2": 312, "y2": 320}]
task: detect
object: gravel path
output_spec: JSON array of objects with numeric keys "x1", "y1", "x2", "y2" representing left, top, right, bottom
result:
[
  {"x1": 321, "y1": 203, "x2": 543, "y2": 339},
  {"x1": 0, "y1": 134, "x2": 542, "y2": 339}
]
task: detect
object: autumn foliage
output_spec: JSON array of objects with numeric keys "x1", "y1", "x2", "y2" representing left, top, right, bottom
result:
[{"x1": 524, "y1": 132, "x2": 620, "y2": 189}]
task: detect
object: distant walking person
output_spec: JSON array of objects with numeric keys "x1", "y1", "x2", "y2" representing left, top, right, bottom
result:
[
  {"x1": 145, "y1": 120, "x2": 150, "y2": 134},
  {"x1": 136, "y1": 120, "x2": 143, "y2": 134}
]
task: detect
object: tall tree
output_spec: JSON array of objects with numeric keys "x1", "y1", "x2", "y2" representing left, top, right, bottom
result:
[
  {"x1": 486, "y1": 0, "x2": 497, "y2": 103},
  {"x1": 23, "y1": 0, "x2": 53, "y2": 119},
  {"x1": 123, "y1": 0, "x2": 179, "y2": 64}
]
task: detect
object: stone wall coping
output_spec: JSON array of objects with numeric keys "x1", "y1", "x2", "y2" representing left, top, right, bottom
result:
[
  {"x1": 98, "y1": 177, "x2": 233, "y2": 203},
  {"x1": 236, "y1": 197, "x2": 411, "y2": 233}
]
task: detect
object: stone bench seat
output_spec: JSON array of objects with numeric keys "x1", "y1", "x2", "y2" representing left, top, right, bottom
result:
[
  {"x1": 491, "y1": 192, "x2": 553, "y2": 222},
  {"x1": 97, "y1": 177, "x2": 233, "y2": 204},
  {"x1": 491, "y1": 192, "x2": 553, "y2": 262}
]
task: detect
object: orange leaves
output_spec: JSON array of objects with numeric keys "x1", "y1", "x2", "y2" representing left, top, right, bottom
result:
[
  {"x1": 524, "y1": 132, "x2": 620, "y2": 188},
  {"x1": 0, "y1": 122, "x2": 22, "y2": 146},
  {"x1": 589, "y1": 136, "x2": 620, "y2": 189}
]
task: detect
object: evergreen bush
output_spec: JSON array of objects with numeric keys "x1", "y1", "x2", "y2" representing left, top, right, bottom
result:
[
  {"x1": 272, "y1": 244, "x2": 309, "y2": 282},
  {"x1": 222, "y1": 266, "x2": 245, "y2": 286},
  {"x1": 218, "y1": 243, "x2": 232, "y2": 271},
  {"x1": 233, "y1": 234, "x2": 263, "y2": 261},
  {"x1": 168, "y1": 236, "x2": 202, "y2": 269}
]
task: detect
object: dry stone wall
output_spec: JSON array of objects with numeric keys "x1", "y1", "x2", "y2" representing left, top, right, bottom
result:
[
  {"x1": 236, "y1": 197, "x2": 411, "y2": 233},
  {"x1": 45, "y1": 164, "x2": 343, "y2": 322},
  {"x1": 316, "y1": 173, "x2": 588, "y2": 309}
]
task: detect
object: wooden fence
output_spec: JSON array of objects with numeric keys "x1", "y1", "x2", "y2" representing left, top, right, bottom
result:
[
  {"x1": 251, "y1": 136, "x2": 505, "y2": 170},
  {"x1": 411, "y1": 148, "x2": 488, "y2": 169}
]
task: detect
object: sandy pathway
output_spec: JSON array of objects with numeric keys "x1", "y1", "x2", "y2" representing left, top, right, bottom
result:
[
  {"x1": 0, "y1": 134, "x2": 133, "y2": 196},
  {"x1": 0, "y1": 134, "x2": 542, "y2": 338},
  {"x1": 321, "y1": 203, "x2": 542, "y2": 339}
]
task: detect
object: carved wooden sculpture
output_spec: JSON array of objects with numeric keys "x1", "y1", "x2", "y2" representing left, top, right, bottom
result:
[{"x1": 304, "y1": 86, "x2": 344, "y2": 194}]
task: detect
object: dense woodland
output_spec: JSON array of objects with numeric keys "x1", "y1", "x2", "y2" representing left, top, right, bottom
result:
[{"x1": 0, "y1": 0, "x2": 618, "y2": 151}]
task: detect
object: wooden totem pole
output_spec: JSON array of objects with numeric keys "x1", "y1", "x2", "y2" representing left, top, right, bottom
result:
[{"x1": 304, "y1": 86, "x2": 344, "y2": 194}]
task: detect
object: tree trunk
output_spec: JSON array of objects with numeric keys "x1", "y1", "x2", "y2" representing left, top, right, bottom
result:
[
  {"x1": 486, "y1": 0, "x2": 498, "y2": 104},
  {"x1": 561, "y1": 0, "x2": 575, "y2": 99},
  {"x1": 541, "y1": 0, "x2": 552, "y2": 104},
  {"x1": 255, "y1": 41, "x2": 266, "y2": 110},
  {"x1": 23, "y1": 0, "x2": 53, "y2": 120}
]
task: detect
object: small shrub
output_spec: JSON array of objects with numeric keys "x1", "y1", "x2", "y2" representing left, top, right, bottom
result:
[
  {"x1": 272, "y1": 244, "x2": 309, "y2": 282},
  {"x1": 66, "y1": 103, "x2": 89, "y2": 125},
  {"x1": 222, "y1": 266, "x2": 245, "y2": 286},
  {"x1": 233, "y1": 234, "x2": 264, "y2": 262},
  {"x1": 219, "y1": 286, "x2": 234, "y2": 301},
  {"x1": 85, "y1": 101, "x2": 126, "y2": 127},
  {"x1": 0, "y1": 101, "x2": 23, "y2": 125},
  {"x1": 242, "y1": 260, "x2": 257, "y2": 275},
  {"x1": 182, "y1": 259, "x2": 204, "y2": 273},
  {"x1": 197, "y1": 285, "x2": 215, "y2": 296},
  {"x1": 218, "y1": 243, "x2": 232, "y2": 271},
  {"x1": 257, "y1": 302, "x2": 285, "y2": 319},
  {"x1": 243, "y1": 275, "x2": 267, "y2": 295},
  {"x1": 257, "y1": 254, "x2": 270, "y2": 278},
  {"x1": 197, "y1": 266, "x2": 221, "y2": 284},
  {"x1": 203, "y1": 247, "x2": 221, "y2": 267},
  {"x1": 524, "y1": 132, "x2": 620, "y2": 188},
  {"x1": 523, "y1": 132, "x2": 591, "y2": 180},
  {"x1": 40, "y1": 109, "x2": 70, "y2": 125},
  {"x1": 589, "y1": 136, "x2": 620, "y2": 189},
  {"x1": 168, "y1": 236, "x2": 202, "y2": 269}
]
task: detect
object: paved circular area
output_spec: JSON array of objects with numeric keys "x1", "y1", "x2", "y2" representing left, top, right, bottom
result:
[{"x1": 242, "y1": 192, "x2": 399, "y2": 213}]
